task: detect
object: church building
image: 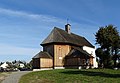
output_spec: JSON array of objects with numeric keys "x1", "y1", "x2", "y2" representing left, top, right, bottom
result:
[{"x1": 32, "y1": 24, "x2": 98, "y2": 69}]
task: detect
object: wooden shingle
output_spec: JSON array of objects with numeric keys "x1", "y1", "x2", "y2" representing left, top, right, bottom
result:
[{"x1": 41, "y1": 27, "x2": 94, "y2": 48}]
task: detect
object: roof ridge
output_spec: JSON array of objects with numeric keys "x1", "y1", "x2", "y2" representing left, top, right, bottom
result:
[
  {"x1": 71, "y1": 32, "x2": 84, "y2": 38},
  {"x1": 41, "y1": 28, "x2": 55, "y2": 44},
  {"x1": 41, "y1": 27, "x2": 94, "y2": 48},
  {"x1": 82, "y1": 37, "x2": 94, "y2": 48},
  {"x1": 54, "y1": 27, "x2": 68, "y2": 42}
]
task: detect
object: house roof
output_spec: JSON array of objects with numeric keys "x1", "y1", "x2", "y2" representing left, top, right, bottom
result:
[
  {"x1": 65, "y1": 46, "x2": 93, "y2": 59},
  {"x1": 33, "y1": 51, "x2": 52, "y2": 59},
  {"x1": 41, "y1": 27, "x2": 94, "y2": 48}
]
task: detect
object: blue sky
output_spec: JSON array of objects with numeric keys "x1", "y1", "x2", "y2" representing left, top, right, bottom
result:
[{"x1": 0, "y1": 0, "x2": 120, "y2": 62}]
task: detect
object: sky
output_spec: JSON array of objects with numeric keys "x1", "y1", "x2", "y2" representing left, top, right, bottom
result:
[{"x1": 0, "y1": 0, "x2": 120, "y2": 62}]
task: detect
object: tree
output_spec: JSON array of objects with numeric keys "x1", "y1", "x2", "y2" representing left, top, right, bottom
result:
[
  {"x1": 95, "y1": 25, "x2": 120, "y2": 68},
  {"x1": 95, "y1": 48, "x2": 104, "y2": 67},
  {"x1": 95, "y1": 48, "x2": 113, "y2": 68}
]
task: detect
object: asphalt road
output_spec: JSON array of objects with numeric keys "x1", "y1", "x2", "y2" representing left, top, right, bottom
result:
[{"x1": 1, "y1": 71, "x2": 32, "y2": 83}]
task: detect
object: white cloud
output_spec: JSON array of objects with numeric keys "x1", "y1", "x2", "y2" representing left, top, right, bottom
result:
[
  {"x1": 0, "y1": 8, "x2": 65, "y2": 24},
  {"x1": 0, "y1": 7, "x2": 99, "y2": 27},
  {"x1": 0, "y1": 43, "x2": 39, "y2": 56},
  {"x1": 0, "y1": 7, "x2": 98, "y2": 37}
]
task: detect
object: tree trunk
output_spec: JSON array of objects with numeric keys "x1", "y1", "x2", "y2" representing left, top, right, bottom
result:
[
  {"x1": 113, "y1": 55, "x2": 117, "y2": 67},
  {"x1": 114, "y1": 49, "x2": 118, "y2": 68}
]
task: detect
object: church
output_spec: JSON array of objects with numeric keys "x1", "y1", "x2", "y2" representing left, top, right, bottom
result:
[{"x1": 32, "y1": 24, "x2": 98, "y2": 69}]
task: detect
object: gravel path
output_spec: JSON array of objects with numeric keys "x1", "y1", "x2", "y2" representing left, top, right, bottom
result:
[{"x1": 1, "y1": 71, "x2": 32, "y2": 83}]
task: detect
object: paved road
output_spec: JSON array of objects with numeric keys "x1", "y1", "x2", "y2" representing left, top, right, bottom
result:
[{"x1": 2, "y1": 71, "x2": 32, "y2": 83}]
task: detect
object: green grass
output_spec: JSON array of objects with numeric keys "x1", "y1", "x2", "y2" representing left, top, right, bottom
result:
[{"x1": 19, "y1": 69, "x2": 120, "y2": 83}]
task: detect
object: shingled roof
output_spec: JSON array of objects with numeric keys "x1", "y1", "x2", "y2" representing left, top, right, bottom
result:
[
  {"x1": 41, "y1": 27, "x2": 94, "y2": 48},
  {"x1": 65, "y1": 46, "x2": 94, "y2": 59},
  {"x1": 33, "y1": 51, "x2": 52, "y2": 59}
]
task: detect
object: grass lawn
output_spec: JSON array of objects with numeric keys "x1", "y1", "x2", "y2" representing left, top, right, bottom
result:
[{"x1": 19, "y1": 69, "x2": 120, "y2": 83}]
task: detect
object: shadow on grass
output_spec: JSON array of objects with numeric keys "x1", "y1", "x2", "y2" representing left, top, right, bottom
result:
[{"x1": 61, "y1": 70, "x2": 120, "y2": 78}]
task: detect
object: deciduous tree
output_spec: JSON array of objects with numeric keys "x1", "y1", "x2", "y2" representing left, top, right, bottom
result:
[{"x1": 95, "y1": 25, "x2": 120, "y2": 68}]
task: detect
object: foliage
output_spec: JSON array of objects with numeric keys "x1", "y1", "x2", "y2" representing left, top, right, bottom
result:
[
  {"x1": 95, "y1": 25, "x2": 119, "y2": 49},
  {"x1": 96, "y1": 48, "x2": 109, "y2": 67},
  {"x1": 95, "y1": 25, "x2": 120, "y2": 68},
  {"x1": 95, "y1": 48, "x2": 114, "y2": 68},
  {"x1": 0, "y1": 60, "x2": 32, "y2": 71},
  {"x1": 19, "y1": 69, "x2": 120, "y2": 83}
]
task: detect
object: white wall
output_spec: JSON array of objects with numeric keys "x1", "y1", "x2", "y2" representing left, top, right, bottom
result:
[
  {"x1": 0, "y1": 62, "x2": 8, "y2": 68},
  {"x1": 83, "y1": 46, "x2": 98, "y2": 68}
]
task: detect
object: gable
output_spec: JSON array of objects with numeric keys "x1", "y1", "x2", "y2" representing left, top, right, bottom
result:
[{"x1": 65, "y1": 46, "x2": 92, "y2": 59}]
